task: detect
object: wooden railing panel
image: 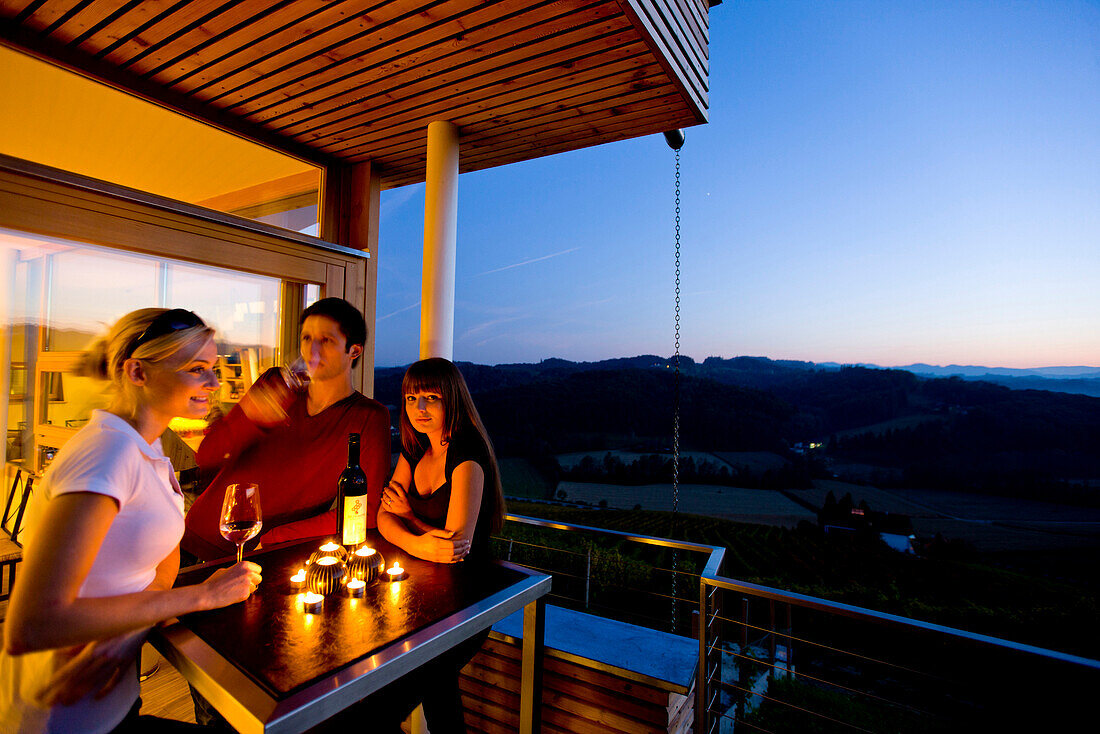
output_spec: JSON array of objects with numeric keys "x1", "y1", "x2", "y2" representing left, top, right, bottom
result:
[
  {"x1": 619, "y1": 0, "x2": 709, "y2": 117},
  {"x1": 461, "y1": 634, "x2": 691, "y2": 734}
]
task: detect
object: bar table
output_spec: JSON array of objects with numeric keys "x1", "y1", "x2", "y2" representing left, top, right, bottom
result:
[{"x1": 152, "y1": 531, "x2": 550, "y2": 733}]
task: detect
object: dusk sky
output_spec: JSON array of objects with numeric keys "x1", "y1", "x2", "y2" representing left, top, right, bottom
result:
[{"x1": 373, "y1": 0, "x2": 1100, "y2": 369}]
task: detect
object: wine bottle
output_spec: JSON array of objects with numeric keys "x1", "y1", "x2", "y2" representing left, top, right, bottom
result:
[{"x1": 338, "y1": 433, "x2": 368, "y2": 546}]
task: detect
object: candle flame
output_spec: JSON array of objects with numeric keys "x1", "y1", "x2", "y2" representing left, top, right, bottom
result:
[
  {"x1": 320, "y1": 542, "x2": 340, "y2": 552},
  {"x1": 356, "y1": 546, "x2": 376, "y2": 557},
  {"x1": 291, "y1": 569, "x2": 306, "y2": 582},
  {"x1": 389, "y1": 562, "x2": 403, "y2": 574},
  {"x1": 316, "y1": 556, "x2": 339, "y2": 566}
]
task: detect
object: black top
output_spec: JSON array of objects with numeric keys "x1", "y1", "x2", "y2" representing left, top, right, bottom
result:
[{"x1": 402, "y1": 432, "x2": 494, "y2": 560}]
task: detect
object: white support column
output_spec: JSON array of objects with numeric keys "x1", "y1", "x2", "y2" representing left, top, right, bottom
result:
[{"x1": 420, "y1": 120, "x2": 459, "y2": 360}]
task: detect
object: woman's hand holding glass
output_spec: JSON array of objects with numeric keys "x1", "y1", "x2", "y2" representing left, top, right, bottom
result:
[{"x1": 202, "y1": 560, "x2": 263, "y2": 608}]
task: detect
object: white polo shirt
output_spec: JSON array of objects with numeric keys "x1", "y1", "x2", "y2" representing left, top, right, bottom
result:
[{"x1": 1, "y1": 410, "x2": 184, "y2": 734}]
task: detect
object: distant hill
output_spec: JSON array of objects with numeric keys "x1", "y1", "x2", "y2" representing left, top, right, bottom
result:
[
  {"x1": 897, "y1": 364, "x2": 1100, "y2": 378},
  {"x1": 815, "y1": 361, "x2": 1100, "y2": 398},
  {"x1": 376, "y1": 355, "x2": 1100, "y2": 505}
]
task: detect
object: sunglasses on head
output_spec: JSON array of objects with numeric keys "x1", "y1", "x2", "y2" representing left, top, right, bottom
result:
[{"x1": 128, "y1": 309, "x2": 206, "y2": 357}]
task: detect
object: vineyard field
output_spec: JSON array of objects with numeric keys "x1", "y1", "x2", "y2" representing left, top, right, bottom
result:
[{"x1": 555, "y1": 481, "x2": 814, "y2": 527}]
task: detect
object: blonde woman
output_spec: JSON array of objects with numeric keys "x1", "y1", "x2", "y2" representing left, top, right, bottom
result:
[{"x1": 1, "y1": 308, "x2": 261, "y2": 733}]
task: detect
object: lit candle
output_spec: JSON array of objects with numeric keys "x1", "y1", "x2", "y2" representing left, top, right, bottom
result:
[
  {"x1": 355, "y1": 546, "x2": 376, "y2": 557},
  {"x1": 290, "y1": 568, "x2": 306, "y2": 587},
  {"x1": 385, "y1": 561, "x2": 407, "y2": 582},
  {"x1": 302, "y1": 592, "x2": 324, "y2": 613},
  {"x1": 346, "y1": 579, "x2": 366, "y2": 597},
  {"x1": 309, "y1": 542, "x2": 348, "y2": 565}
]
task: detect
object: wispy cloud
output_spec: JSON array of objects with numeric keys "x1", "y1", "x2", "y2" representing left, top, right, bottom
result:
[
  {"x1": 476, "y1": 246, "x2": 581, "y2": 277},
  {"x1": 563, "y1": 297, "x2": 615, "y2": 312},
  {"x1": 380, "y1": 184, "x2": 422, "y2": 221},
  {"x1": 459, "y1": 316, "x2": 526, "y2": 340},
  {"x1": 377, "y1": 302, "x2": 420, "y2": 322}
]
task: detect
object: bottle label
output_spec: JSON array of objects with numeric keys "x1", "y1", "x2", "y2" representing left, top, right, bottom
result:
[{"x1": 342, "y1": 496, "x2": 367, "y2": 546}]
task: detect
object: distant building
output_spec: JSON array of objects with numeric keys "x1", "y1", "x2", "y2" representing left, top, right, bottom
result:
[{"x1": 819, "y1": 493, "x2": 915, "y2": 553}]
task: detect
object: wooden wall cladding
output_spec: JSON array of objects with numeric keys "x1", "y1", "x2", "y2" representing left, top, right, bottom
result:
[
  {"x1": 619, "y1": 0, "x2": 710, "y2": 118},
  {"x1": 461, "y1": 635, "x2": 693, "y2": 734},
  {"x1": 0, "y1": 1, "x2": 712, "y2": 189}
]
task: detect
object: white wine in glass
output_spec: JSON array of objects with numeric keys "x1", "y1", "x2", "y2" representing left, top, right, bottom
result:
[{"x1": 220, "y1": 482, "x2": 262, "y2": 564}]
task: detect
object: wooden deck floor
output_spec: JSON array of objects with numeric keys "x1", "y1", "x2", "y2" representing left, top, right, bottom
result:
[{"x1": 138, "y1": 648, "x2": 197, "y2": 723}]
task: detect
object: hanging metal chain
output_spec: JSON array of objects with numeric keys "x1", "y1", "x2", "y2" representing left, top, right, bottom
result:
[{"x1": 671, "y1": 147, "x2": 682, "y2": 634}]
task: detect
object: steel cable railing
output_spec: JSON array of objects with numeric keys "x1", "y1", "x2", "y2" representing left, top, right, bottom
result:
[
  {"x1": 700, "y1": 577, "x2": 1100, "y2": 732},
  {"x1": 495, "y1": 513, "x2": 1100, "y2": 732}
]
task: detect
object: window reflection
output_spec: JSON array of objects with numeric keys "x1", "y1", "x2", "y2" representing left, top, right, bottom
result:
[
  {"x1": 1, "y1": 227, "x2": 293, "y2": 471},
  {"x1": 46, "y1": 249, "x2": 158, "y2": 351}
]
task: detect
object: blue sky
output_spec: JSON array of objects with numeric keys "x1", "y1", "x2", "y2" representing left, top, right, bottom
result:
[{"x1": 373, "y1": 0, "x2": 1100, "y2": 369}]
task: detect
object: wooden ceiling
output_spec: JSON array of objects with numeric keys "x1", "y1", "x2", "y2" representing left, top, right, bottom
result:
[{"x1": 0, "y1": 0, "x2": 712, "y2": 189}]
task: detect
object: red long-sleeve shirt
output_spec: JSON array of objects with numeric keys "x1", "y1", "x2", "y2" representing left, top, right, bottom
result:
[{"x1": 182, "y1": 390, "x2": 390, "y2": 561}]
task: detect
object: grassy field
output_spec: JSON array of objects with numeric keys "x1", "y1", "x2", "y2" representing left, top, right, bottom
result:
[
  {"x1": 556, "y1": 481, "x2": 816, "y2": 527},
  {"x1": 831, "y1": 413, "x2": 947, "y2": 440},
  {"x1": 710, "y1": 450, "x2": 788, "y2": 472},
  {"x1": 555, "y1": 449, "x2": 728, "y2": 469},
  {"x1": 792, "y1": 480, "x2": 1100, "y2": 552}
]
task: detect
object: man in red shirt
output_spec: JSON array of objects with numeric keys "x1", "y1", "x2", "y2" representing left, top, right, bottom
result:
[{"x1": 182, "y1": 298, "x2": 390, "y2": 561}]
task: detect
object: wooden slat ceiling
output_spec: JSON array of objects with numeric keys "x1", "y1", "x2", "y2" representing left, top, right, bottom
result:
[{"x1": 0, "y1": 0, "x2": 711, "y2": 189}]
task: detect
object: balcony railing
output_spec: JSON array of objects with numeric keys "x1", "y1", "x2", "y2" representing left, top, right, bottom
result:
[{"x1": 495, "y1": 513, "x2": 1100, "y2": 733}]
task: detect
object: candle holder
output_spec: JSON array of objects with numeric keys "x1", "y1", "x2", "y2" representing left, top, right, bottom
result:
[
  {"x1": 383, "y1": 561, "x2": 408, "y2": 582},
  {"x1": 301, "y1": 592, "x2": 324, "y2": 613},
  {"x1": 347, "y1": 546, "x2": 385, "y2": 584},
  {"x1": 309, "y1": 542, "x2": 347, "y2": 565},
  {"x1": 305, "y1": 556, "x2": 347, "y2": 596},
  {"x1": 345, "y1": 579, "x2": 366, "y2": 598}
]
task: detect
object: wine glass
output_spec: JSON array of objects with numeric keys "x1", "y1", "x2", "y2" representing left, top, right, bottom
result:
[
  {"x1": 282, "y1": 356, "x2": 312, "y2": 391},
  {"x1": 220, "y1": 482, "x2": 262, "y2": 564}
]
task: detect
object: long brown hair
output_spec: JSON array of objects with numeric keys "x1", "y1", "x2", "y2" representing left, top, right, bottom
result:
[{"x1": 400, "y1": 358, "x2": 505, "y2": 533}]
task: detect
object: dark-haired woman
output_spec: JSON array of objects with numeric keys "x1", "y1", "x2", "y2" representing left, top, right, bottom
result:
[
  {"x1": 376, "y1": 357, "x2": 505, "y2": 733},
  {"x1": 0, "y1": 308, "x2": 261, "y2": 733}
]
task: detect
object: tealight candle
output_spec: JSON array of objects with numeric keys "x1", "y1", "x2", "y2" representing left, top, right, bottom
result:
[
  {"x1": 385, "y1": 561, "x2": 407, "y2": 582},
  {"x1": 290, "y1": 568, "x2": 306, "y2": 588},
  {"x1": 305, "y1": 556, "x2": 347, "y2": 596},
  {"x1": 346, "y1": 579, "x2": 366, "y2": 597},
  {"x1": 310, "y1": 542, "x2": 347, "y2": 564},
  {"x1": 347, "y1": 546, "x2": 384, "y2": 583},
  {"x1": 302, "y1": 592, "x2": 324, "y2": 613}
]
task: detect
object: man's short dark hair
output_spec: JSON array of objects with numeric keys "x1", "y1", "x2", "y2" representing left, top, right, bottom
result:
[{"x1": 300, "y1": 297, "x2": 367, "y2": 367}]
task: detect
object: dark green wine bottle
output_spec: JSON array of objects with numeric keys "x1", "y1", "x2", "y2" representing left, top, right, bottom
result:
[{"x1": 337, "y1": 433, "x2": 368, "y2": 546}]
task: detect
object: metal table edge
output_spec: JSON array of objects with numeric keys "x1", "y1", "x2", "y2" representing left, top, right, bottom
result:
[
  {"x1": 268, "y1": 569, "x2": 551, "y2": 733},
  {"x1": 155, "y1": 563, "x2": 550, "y2": 734}
]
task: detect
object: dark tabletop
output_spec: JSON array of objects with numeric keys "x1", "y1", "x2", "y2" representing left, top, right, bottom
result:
[{"x1": 175, "y1": 531, "x2": 529, "y2": 698}]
